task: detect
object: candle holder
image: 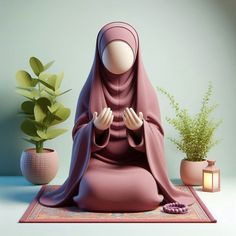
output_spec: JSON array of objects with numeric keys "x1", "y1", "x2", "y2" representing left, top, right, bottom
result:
[{"x1": 202, "y1": 160, "x2": 220, "y2": 192}]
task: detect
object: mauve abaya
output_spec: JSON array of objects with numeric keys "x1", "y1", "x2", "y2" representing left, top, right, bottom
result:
[{"x1": 39, "y1": 21, "x2": 195, "y2": 212}]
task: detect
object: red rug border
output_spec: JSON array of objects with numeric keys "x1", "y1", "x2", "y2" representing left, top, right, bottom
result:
[
  {"x1": 19, "y1": 185, "x2": 217, "y2": 223},
  {"x1": 188, "y1": 186, "x2": 216, "y2": 223}
]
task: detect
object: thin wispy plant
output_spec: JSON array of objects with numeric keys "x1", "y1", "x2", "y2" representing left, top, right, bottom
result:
[{"x1": 157, "y1": 82, "x2": 222, "y2": 161}]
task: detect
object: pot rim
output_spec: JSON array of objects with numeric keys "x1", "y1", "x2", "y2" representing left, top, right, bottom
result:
[
  {"x1": 23, "y1": 147, "x2": 56, "y2": 153},
  {"x1": 181, "y1": 158, "x2": 207, "y2": 163}
]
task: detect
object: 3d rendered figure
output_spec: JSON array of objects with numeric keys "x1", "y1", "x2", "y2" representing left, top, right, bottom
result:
[{"x1": 39, "y1": 21, "x2": 195, "y2": 212}]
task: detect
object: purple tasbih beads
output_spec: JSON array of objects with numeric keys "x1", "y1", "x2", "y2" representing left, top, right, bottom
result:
[{"x1": 162, "y1": 202, "x2": 189, "y2": 214}]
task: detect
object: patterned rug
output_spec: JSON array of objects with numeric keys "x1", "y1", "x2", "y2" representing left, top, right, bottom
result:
[{"x1": 19, "y1": 185, "x2": 216, "y2": 223}]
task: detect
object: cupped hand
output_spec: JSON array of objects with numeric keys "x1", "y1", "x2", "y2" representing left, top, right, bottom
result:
[
  {"x1": 123, "y1": 107, "x2": 144, "y2": 130},
  {"x1": 93, "y1": 107, "x2": 114, "y2": 130}
]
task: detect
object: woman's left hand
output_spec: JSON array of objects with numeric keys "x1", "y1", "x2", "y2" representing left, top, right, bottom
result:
[{"x1": 123, "y1": 107, "x2": 144, "y2": 130}]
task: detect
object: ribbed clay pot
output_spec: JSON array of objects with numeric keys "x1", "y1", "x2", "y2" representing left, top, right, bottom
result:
[
  {"x1": 180, "y1": 159, "x2": 208, "y2": 186},
  {"x1": 20, "y1": 148, "x2": 59, "y2": 185}
]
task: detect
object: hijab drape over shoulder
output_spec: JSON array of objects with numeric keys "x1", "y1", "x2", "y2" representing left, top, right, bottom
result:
[{"x1": 39, "y1": 22, "x2": 195, "y2": 207}]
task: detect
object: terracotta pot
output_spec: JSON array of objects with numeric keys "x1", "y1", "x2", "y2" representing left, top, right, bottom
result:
[
  {"x1": 180, "y1": 159, "x2": 208, "y2": 186},
  {"x1": 20, "y1": 148, "x2": 59, "y2": 185}
]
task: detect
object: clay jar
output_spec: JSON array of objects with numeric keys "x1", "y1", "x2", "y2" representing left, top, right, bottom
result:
[
  {"x1": 20, "y1": 148, "x2": 59, "y2": 185},
  {"x1": 180, "y1": 159, "x2": 208, "y2": 186}
]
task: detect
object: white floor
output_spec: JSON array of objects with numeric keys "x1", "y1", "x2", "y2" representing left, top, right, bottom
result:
[{"x1": 0, "y1": 176, "x2": 235, "y2": 236}]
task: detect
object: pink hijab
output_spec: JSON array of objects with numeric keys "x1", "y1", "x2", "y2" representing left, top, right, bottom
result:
[{"x1": 39, "y1": 21, "x2": 195, "y2": 207}]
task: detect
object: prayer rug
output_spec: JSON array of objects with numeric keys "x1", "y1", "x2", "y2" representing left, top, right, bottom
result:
[{"x1": 19, "y1": 185, "x2": 216, "y2": 223}]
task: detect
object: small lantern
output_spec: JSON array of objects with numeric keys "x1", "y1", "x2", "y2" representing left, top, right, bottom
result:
[{"x1": 202, "y1": 160, "x2": 220, "y2": 192}]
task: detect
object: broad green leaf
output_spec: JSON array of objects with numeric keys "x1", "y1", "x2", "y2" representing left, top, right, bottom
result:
[
  {"x1": 47, "y1": 74, "x2": 57, "y2": 91},
  {"x1": 38, "y1": 73, "x2": 51, "y2": 81},
  {"x1": 25, "y1": 118, "x2": 44, "y2": 129},
  {"x1": 47, "y1": 103, "x2": 62, "y2": 113},
  {"x1": 55, "y1": 72, "x2": 64, "y2": 90},
  {"x1": 31, "y1": 78, "x2": 38, "y2": 86},
  {"x1": 55, "y1": 89, "x2": 61, "y2": 96},
  {"x1": 47, "y1": 128, "x2": 67, "y2": 139},
  {"x1": 54, "y1": 107, "x2": 70, "y2": 121},
  {"x1": 16, "y1": 88, "x2": 38, "y2": 100},
  {"x1": 34, "y1": 97, "x2": 51, "y2": 122},
  {"x1": 41, "y1": 90, "x2": 54, "y2": 100},
  {"x1": 44, "y1": 87, "x2": 55, "y2": 96},
  {"x1": 21, "y1": 119, "x2": 38, "y2": 137},
  {"x1": 50, "y1": 107, "x2": 70, "y2": 126},
  {"x1": 38, "y1": 73, "x2": 55, "y2": 91},
  {"x1": 37, "y1": 128, "x2": 67, "y2": 139},
  {"x1": 16, "y1": 70, "x2": 37, "y2": 87},
  {"x1": 23, "y1": 137, "x2": 44, "y2": 144},
  {"x1": 37, "y1": 130, "x2": 48, "y2": 139},
  {"x1": 50, "y1": 118, "x2": 64, "y2": 126},
  {"x1": 31, "y1": 136, "x2": 44, "y2": 142},
  {"x1": 38, "y1": 79, "x2": 54, "y2": 91},
  {"x1": 21, "y1": 101, "x2": 35, "y2": 114},
  {"x1": 43, "y1": 60, "x2": 54, "y2": 71},
  {"x1": 30, "y1": 57, "x2": 44, "y2": 76}
]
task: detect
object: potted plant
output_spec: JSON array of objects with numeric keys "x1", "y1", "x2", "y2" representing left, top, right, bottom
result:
[
  {"x1": 16, "y1": 56, "x2": 71, "y2": 184},
  {"x1": 157, "y1": 82, "x2": 222, "y2": 185}
]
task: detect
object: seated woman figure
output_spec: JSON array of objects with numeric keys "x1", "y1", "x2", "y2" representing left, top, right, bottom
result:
[{"x1": 39, "y1": 21, "x2": 195, "y2": 212}]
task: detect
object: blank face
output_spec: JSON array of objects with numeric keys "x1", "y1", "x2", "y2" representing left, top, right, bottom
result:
[{"x1": 102, "y1": 40, "x2": 134, "y2": 74}]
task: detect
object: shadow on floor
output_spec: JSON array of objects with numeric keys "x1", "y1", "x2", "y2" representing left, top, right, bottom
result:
[
  {"x1": 0, "y1": 177, "x2": 42, "y2": 203},
  {"x1": 1, "y1": 189, "x2": 40, "y2": 203},
  {"x1": 0, "y1": 176, "x2": 35, "y2": 186}
]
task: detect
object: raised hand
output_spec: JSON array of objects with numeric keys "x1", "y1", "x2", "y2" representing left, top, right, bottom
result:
[
  {"x1": 93, "y1": 107, "x2": 114, "y2": 130},
  {"x1": 123, "y1": 107, "x2": 144, "y2": 131}
]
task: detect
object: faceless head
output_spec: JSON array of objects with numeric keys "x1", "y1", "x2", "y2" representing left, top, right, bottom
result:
[{"x1": 102, "y1": 40, "x2": 134, "y2": 74}]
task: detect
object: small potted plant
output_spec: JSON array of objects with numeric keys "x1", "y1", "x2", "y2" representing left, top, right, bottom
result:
[
  {"x1": 157, "y1": 82, "x2": 222, "y2": 185},
  {"x1": 16, "y1": 56, "x2": 71, "y2": 185}
]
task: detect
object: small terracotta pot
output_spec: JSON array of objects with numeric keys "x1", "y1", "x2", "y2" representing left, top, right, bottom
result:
[
  {"x1": 20, "y1": 148, "x2": 59, "y2": 185},
  {"x1": 180, "y1": 159, "x2": 208, "y2": 186}
]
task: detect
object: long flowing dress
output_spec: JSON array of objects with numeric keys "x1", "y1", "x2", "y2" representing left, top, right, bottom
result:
[{"x1": 73, "y1": 67, "x2": 164, "y2": 212}]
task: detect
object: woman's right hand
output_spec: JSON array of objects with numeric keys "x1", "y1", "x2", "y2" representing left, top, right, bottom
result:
[{"x1": 93, "y1": 107, "x2": 114, "y2": 130}]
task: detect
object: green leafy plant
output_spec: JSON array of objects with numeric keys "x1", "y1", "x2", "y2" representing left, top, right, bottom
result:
[
  {"x1": 16, "y1": 57, "x2": 71, "y2": 153},
  {"x1": 157, "y1": 82, "x2": 222, "y2": 161}
]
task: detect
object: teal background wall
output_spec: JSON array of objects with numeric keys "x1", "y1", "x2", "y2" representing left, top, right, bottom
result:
[{"x1": 0, "y1": 0, "x2": 235, "y2": 179}]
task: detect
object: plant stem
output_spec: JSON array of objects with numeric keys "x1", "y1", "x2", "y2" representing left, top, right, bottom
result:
[
  {"x1": 38, "y1": 81, "x2": 41, "y2": 97},
  {"x1": 36, "y1": 141, "x2": 44, "y2": 153},
  {"x1": 52, "y1": 94, "x2": 56, "y2": 104}
]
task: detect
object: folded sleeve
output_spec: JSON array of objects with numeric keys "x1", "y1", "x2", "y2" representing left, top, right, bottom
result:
[
  {"x1": 91, "y1": 124, "x2": 110, "y2": 153},
  {"x1": 126, "y1": 125, "x2": 145, "y2": 152}
]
